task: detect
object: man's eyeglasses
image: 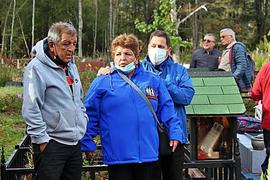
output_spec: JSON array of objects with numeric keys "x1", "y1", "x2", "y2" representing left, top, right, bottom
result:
[
  {"x1": 203, "y1": 39, "x2": 213, "y2": 43},
  {"x1": 220, "y1": 35, "x2": 231, "y2": 39}
]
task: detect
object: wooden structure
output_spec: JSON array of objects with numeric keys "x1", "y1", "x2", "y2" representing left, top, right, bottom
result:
[{"x1": 184, "y1": 70, "x2": 246, "y2": 179}]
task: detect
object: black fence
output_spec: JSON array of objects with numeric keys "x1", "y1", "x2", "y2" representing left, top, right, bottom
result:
[
  {"x1": 1, "y1": 135, "x2": 242, "y2": 180},
  {"x1": 0, "y1": 135, "x2": 107, "y2": 180}
]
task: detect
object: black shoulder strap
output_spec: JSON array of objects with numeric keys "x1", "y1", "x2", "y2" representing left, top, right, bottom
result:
[{"x1": 116, "y1": 70, "x2": 162, "y2": 127}]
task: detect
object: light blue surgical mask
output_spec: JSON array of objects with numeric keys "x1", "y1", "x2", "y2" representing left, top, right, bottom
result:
[
  {"x1": 115, "y1": 62, "x2": 136, "y2": 74},
  {"x1": 148, "y1": 48, "x2": 168, "y2": 65}
]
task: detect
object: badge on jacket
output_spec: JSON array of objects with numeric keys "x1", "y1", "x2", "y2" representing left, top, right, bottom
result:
[{"x1": 145, "y1": 86, "x2": 157, "y2": 99}]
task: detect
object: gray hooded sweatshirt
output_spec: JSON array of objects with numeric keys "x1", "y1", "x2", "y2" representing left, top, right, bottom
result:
[{"x1": 22, "y1": 39, "x2": 88, "y2": 145}]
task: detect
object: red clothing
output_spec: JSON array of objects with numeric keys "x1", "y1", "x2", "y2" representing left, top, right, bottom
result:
[{"x1": 251, "y1": 62, "x2": 270, "y2": 130}]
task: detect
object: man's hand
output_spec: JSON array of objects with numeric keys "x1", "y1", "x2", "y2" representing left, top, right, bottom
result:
[
  {"x1": 170, "y1": 140, "x2": 179, "y2": 152},
  {"x1": 39, "y1": 143, "x2": 48, "y2": 152},
  {"x1": 97, "y1": 67, "x2": 111, "y2": 76},
  {"x1": 85, "y1": 151, "x2": 96, "y2": 159}
]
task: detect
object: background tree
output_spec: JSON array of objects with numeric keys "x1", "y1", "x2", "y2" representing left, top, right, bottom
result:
[
  {"x1": 78, "y1": 0, "x2": 83, "y2": 58},
  {"x1": 0, "y1": 0, "x2": 269, "y2": 63}
]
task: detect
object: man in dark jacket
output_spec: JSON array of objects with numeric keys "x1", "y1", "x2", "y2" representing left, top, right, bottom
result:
[{"x1": 190, "y1": 33, "x2": 221, "y2": 71}]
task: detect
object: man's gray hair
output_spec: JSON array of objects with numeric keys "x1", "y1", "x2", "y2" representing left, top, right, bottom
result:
[
  {"x1": 220, "y1": 28, "x2": 235, "y2": 40},
  {"x1": 47, "y1": 22, "x2": 77, "y2": 43},
  {"x1": 204, "y1": 33, "x2": 216, "y2": 43}
]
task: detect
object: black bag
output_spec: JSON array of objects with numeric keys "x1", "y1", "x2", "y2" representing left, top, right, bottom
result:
[{"x1": 158, "y1": 123, "x2": 172, "y2": 156}]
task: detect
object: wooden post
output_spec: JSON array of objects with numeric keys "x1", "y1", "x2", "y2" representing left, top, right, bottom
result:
[
  {"x1": 17, "y1": 59, "x2": 20, "y2": 69},
  {"x1": 1, "y1": 146, "x2": 6, "y2": 180}
]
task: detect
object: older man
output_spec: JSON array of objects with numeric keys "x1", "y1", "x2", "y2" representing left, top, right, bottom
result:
[
  {"x1": 190, "y1": 33, "x2": 221, "y2": 71},
  {"x1": 22, "y1": 22, "x2": 88, "y2": 180},
  {"x1": 218, "y1": 28, "x2": 252, "y2": 91}
]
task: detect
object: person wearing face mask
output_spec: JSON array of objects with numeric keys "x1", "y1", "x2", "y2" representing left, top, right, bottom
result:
[
  {"x1": 22, "y1": 22, "x2": 88, "y2": 180},
  {"x1": 81, "y1": 33, "x2": 182, "y2": 180},
  {"x1": 190, "y1": 33, "x2": 221, "y2": 71},
  {"x1": 141, "y1": 30, "x2": 195, "y2": 180}
]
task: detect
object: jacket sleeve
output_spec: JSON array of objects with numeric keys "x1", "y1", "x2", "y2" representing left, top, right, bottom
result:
[
  {"x1": 190, "y1": 53, "x2": 196, "y2": 68},
  {"x1": 22, "y1": 66, "x2": 50, "y2": 144},
  {"x1": 157, "y1": 79, "x2": 183, "y2": 143},
  {"x1": 251, "y1": 65, "x2": 265, "y2": 101},
  {"x1": 164, "y1": 66, "x2": 195, "y2": 106},
  {"x1": 80, "y1": 78, "x2": 103, "y2": 152},
  {"x1": 232, "y1": 44, "x2": 247, "y2": 79}
]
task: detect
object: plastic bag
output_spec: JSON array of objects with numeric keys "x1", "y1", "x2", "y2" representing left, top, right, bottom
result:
[{"x1": 255, "y1": 100, "x2": 262, "y2": 121}]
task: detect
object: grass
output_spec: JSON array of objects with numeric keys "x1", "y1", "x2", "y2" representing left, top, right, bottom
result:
[
  {"x1": 0, "y1": 86, "x2": 23, "y2": 114},
  {"x1": 0, "y1": 113, "x2": 25, "y2": 160},
  {"x1": 0, "y1": 86, "x2": 23, "y2": 96}
]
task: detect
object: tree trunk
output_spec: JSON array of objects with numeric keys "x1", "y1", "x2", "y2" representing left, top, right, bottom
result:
[
  {"x1": 31, "y1": 0, "x2": 35, "y2": 51},
  {"x1": 109, "y1": 0, "x2": 113, "y2": 43},
  {"x1": 170, "y1": 0, "x2": 180, "y2": 62},
  {"x1": 192, "y1": 0, "x2": 199, "y2": 50},
  {"x1": 78, "y1": 0, "x2": 83, "y2": 58},
  {"x1": 1, "y1": 1, "x2": 12, "y2": 59},
  {"x1": 18, "y1": 15, "x2": 30, "y2": 58},
  {"x1": 112, "y1": 0, "x2": 118, "y2": 39},
  {"x1": 10, "y1": 0, "x2": 16, "y2": 58},
  {"x1": 254, "y1": 0, "x2": 265, "y2": 43},
  {"x1": 93, "y1": 0, "x2": 98, "y2": 58}
]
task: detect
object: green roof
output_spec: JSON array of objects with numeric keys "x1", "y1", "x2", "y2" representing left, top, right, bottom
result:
[{"x1": 186, "y1": 71, "x2": 246, "y2": 116}]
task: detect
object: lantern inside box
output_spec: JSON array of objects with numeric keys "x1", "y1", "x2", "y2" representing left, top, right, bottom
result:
[{"x1": 195, "y1": 117, "x2": 233, "y2": 160}]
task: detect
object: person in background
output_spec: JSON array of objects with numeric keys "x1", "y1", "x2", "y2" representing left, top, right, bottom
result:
[
  {"x1": 190, "y1": 33, "x2": 221, "y2": 71},
  {"x1": 22, "y1": 22, "x2": 88, "y2": 180},
  {"x1": 142, "y1": 30, "x2": 195, "y2": 180},
  {"x1": 251, "y1": 61, "x2": 270, "y2": 179},
  {"x1": 81, "y1": 33, "x2": 182, "y2": 180},
  {"x1": 218, "y1": 28, "x2": 252, "y2": 91}
]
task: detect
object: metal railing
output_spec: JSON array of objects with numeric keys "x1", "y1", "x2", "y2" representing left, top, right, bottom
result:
[
  {"x1": 1, "y1": 135, "x2": 242, "y2": 180},
  {"x1": 1, "y1": 135, "x2": 108, "y2": 180}
]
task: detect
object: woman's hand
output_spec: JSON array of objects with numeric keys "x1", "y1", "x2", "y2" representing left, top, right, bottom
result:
[
  {"x1": 97, "y1": 67, "x2": 111, "y2": 76},
  {"x1": 85, "y1": 151, "x2": 96, "y2": 159},
  {"x1": 170, "y1": 140, "x2": 179, "y2": 152}
]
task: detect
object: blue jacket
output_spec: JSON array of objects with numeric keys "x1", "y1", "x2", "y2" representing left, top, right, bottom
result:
[
  {"x1": 231, "y1": 42, "x2": 252, "y2": 90},
  {"x1": 81, "y1": 64, "x2": 182, "y2": 165},
  {"x1": 142, "y1": 57, "x2": 195, "y2": 144}
]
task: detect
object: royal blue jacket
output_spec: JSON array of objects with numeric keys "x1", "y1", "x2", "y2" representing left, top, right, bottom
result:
[
  {"x1": 81, "y1": 64, "x2": 182, "y2": 165},
  {"x1": 142, "y1": 57, "x2": 195, "y2": 144}
]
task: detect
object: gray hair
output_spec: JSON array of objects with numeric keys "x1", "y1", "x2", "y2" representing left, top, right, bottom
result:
[
  {"x1": 204, "y1": 33, "x2": 216, "y2": 43},
  {"x1": 220, "y1": 28, "x2": 235, "y2": 40},
  {"x1": 47, "y1": 22, "x2": 77, "y2": 43}
]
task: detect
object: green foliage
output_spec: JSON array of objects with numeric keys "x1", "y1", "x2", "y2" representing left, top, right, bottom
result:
[
  {"x1": 0, "y1": 113, "x2": 25, "y2": 159},
  {"x1": 0, "y1": 86, "x2": 22, "y2": 114},
  {"x1": 79, "y1": 70, "x2": 97, "y2": 95},
  {"x1": 243, "y1": 98, "x2": 255, "y2": 116},
  {"x1": 135, "y1": 0, "x2": 192, "y2": 50},
  {"x1": 171, "y1": 36, "x2": 192, "y2": 49},
  {"x1": 0, "y1": 65, "x2": 22, "y2": 87},
  {"x1": 135, "y1": 0, "x2": 174, "y2": 34},
  {"x1": 251, "y1": 31, "x2": 270, "y2": 70}
]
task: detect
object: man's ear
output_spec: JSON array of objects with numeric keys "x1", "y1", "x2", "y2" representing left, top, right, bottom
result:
[
  {"x1": 48, "y1": 42, "x2": 55, "y2": 54},
  {"x1": 167, "y1": 47, "x2": 173, "y2": 57}
]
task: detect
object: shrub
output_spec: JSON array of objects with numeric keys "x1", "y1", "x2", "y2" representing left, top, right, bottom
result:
[
  {"x1": 0, "y1": 65, "x2": 23, "y2": 87},
  {"x1": 79, "y1": 70, "x2": 97, "y2": 94},
  {"x1": 0, "y1": 86, "x2": 23, "y2": 114}
]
